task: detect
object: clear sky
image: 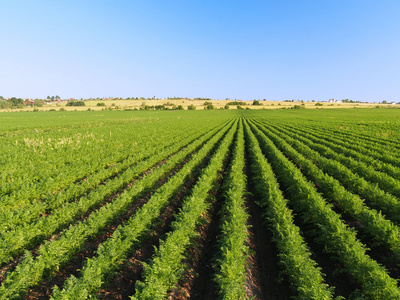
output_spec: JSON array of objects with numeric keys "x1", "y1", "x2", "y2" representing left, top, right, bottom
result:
[{"x1": 1, "y1": 0, "x2": 399, "y2": 102}]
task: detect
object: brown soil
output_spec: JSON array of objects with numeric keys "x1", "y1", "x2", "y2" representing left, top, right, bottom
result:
[
  {"x1": 245, "y1": 195, "x2": 292, "y2": 300},
  {"x1": 167, "y1": 148, "x2": 230, "y2": 299},
  {"x1": 168, "y1": 177, "x2": 222, "y2": 299}
]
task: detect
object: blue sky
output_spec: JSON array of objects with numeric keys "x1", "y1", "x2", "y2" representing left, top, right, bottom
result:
[{"x1": 1, "y1": 0, "x2": 399, "y2": 102}]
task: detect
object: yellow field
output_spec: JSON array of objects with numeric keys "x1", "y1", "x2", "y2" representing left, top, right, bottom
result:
[{"x1": 0, "y1": 99, "x2": 391, "y2": 112}]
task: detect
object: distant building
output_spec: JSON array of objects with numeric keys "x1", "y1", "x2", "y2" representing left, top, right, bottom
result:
[{"x1": 329, "y1": 99, "x2": 335, "y2": 103}]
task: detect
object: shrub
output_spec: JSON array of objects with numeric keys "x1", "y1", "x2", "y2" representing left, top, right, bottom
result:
[
  {"x1": 224, "y1": 105, "x2": 229, "y2": 109},
  {"x1": 315, "y1": 103, "x2": 323, "y2": 106},
  {"x1": 66, "y1": 101, "x2": 85, "y2": 106},
  {"x1": 187, "y1": 104, "x2": 196, "y2": 110},
  {"x1": 227, "y1": 101, "x2": 246, "y2": 106},
  {"x1": 206, "y1": 104, "x2": 214, "y2": 110},
  {"x1": 204, "y1": 101, "x2": 212, "y2": 105},
  {"x1": 252, "y1": 100, "x2": 261, "y2": 106},
  {"x1": 34, "y1": 99, "x2": 45, "y2": 107},
  {"x1": 96, "y1": 102, "x2": 106, "y2": 106}
]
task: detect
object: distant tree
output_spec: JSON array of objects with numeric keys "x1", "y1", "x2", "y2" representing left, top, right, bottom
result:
[
  {"x1": 55, "y1": 95, "x2": 60, "y2": 100},
  {"x1": 382, "y1": 100, "x2": 388, "y2": 104},
  {"x1": 252, "y1": 100, "x2": 261, "y2": 106},
  {"x1": 66, "y1": 101, "x2": 85, "y2": 106},
  {"x1": 206, "y1": 104, "x2": 214, "y2": 110},
  {"x1": 96, "y1": 102, "x2": 106, "y2": 106},
  {"x1": 224, "y1": 105, "x2": 229, "y2": 109},
  {"x1": 155, "y1": 105, "x2": 166, "y2": 110},
  {"x1": 34, "y1": 99, "x2": 45, "y2": 107},
  {"x1": 177, "y1": 105, "x2": 184, "y2": 110},
  {"x1": 51, "y1": 96, "x2": 55, "y2": 101},
  {"x1": 47, "y1": 96, "x2": 51, "y2": 100},
  {"x1": 0, "y1": 100, "x2": 11, "y2": 109},
  {"x1": 227, "y1": 101, "x2": 246, "y2": 106},
  {"x1": 187, "y1": 104, "x2": 196, "y2": 110},
  {"x1": 10, "y1": 97, "x2": 24, "y2": 107}
]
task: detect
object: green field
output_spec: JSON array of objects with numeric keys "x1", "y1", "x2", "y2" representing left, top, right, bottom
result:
[{"x1": 1, "y1": 108, "x2": 400, "y2": 299}]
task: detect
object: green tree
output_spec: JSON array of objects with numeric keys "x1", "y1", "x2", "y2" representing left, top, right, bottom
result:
[
  {"x1": 10, "y1": 97, "x2": 24, "y2": 107},
  {"x1": 34, "y1": 99, "x2": 45, "y2": 107}
]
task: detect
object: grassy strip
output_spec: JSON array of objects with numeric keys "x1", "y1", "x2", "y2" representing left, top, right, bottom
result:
[
  {"x1": 131, "y1": 121, "x2": 238, "y2": 299},
  {"x1": 213, "y1": 120, "x2": 249, "y2": 300},
  {"x1": 244, "y1": 120, "x2": 334, "y2": 299},
  {"x1": 50, "y1": 120, "x2": 237, "y2": 299},
  {"x1": 0, "y1": 121, "x2": 235, "y2": 300},
  {"x1": 248, "y1": 120, "x2": 400, "y2": 299}
]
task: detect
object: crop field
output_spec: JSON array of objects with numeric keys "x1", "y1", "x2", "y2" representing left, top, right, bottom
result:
[{"x1": 0, "y1": 108, "x2": 400, "y2": 299}]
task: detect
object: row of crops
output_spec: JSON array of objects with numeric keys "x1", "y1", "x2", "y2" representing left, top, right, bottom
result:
[{"x1": 1, "y1": 109, "x2": 400, "y2": 299}]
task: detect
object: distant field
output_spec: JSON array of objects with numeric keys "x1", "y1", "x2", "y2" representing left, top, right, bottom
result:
[
  {"x1": 0, "y1": 98, "x2": 394, "y2": 112},
  {"x1": 0, "y1": 109, "x2": 400, "y2": 299}
]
